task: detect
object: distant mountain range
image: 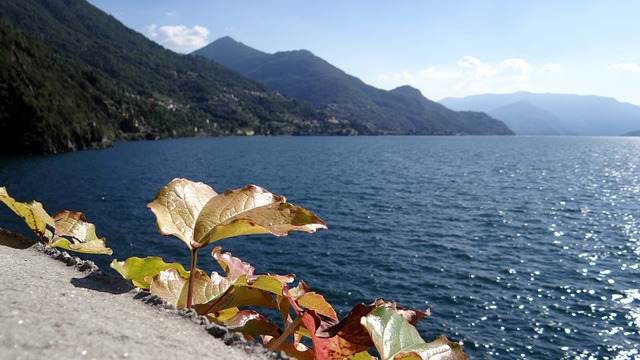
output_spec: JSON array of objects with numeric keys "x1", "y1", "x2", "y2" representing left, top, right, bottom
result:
[
  {"x1": 14, "y1": 0, "x2": 637, "y2": 154},
  {"x1": 0, "y1": 0, "x2": 513, "y2": 155},
  {"x1": 440, "y1": 92, "x2": 640, "y2": 136},
  {"x1": 192, "y1": 37, "x2": 513, "y2": 136}
]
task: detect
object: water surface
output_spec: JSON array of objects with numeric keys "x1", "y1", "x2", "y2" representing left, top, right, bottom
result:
[{"x1": 1, "y1": 136, "x2": 639, "y2": 359}]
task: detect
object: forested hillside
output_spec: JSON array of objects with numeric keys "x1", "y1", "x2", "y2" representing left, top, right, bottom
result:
[
  {"x1": 0, "y1": 0, "x2": 341, "y2": 154},
  {"x1": 0, "y1": 14, "x2": 117, "y2": 153}
]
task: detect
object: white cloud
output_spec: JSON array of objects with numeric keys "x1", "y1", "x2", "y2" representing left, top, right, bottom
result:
[
  {"x1": 378, "y1": 71, "x2": 417, "y2": 85},
  {"x1": 541, "y1": 63, "x2": 562, "y2": 73},
  {"x1": 498, "y1": 58, "x2": 532, "y2": 75},
  {"x1": 146, "y1": 24, "x2": 210, "y2": 53},
  {"x1": 457, "y1": 55, "x2": 496, "y2": 80},
  {"x1": 374, "y1": 56, "x2": 567, "y2": 101},
  {"x1": 606, "y1": 62, "x2": 640, "y2": 72},
  {"x1": 418, "y1": 66, "x2": 460, "y2": 79}
]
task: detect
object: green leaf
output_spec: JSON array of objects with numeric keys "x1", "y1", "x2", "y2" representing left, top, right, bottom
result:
[
  {"x1": 0, "y1": 187, "x2": 112, "y2": 255},
  {"x1": 198, "y1": 272, "x2": 233, "y2": 305},
  {"x1": 361, "y1": 307, "x2": 467, "y2": 360},
  {"x1": 110, "y1": 257, "x2": 189, "y2": 290},
  {"x1": 238, "y1": 274, "x2": 295, "y2": 294},
  {"x1": 212, "y1": 246, "x2": 295, "y2": 290},
  {"x1": 220, "y1": 285, "x2": 277, "y2": 309},
  {"x1": 147, "y1": 178, "x2": 218, "y2": 250},
  {"x1": 193, "y1": 274, "x2": 283, "y2": 316},
  {"x1": 349, "y1": 351, "x2": 375, "y2": 360}
]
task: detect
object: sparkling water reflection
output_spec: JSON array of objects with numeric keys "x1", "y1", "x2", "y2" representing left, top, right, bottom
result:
[{"x1": 0, "y1": 136, "x2": 638, "y2": 359}]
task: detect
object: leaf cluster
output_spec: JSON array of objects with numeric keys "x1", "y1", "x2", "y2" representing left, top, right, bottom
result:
[
  {"x1": 110, "y1": 178, "x2": 467, "y2": 359},
  {"x1": 112, "y1": 246, "x2": 467, "y2": 360},
  {"x1": 0, "y1": 187, "x2": 112, "y2": 254},
  {"x1": 0, "y1": 179, "x2": 467, "y2": 359}
]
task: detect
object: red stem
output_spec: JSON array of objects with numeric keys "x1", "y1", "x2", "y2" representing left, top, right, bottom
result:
[
  {"x1": 186, "y1": 248, "x2": 198, "y2": 309},
  {"x1": 201, "y1": 284, "x2": 234, "y2": 315}
]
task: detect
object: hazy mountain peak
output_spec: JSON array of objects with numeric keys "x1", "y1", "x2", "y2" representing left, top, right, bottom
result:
[
  {"x1": 276, "y1": 49, "x2": 315, "y2": 56},
  {"x1": 390, "y1": 85, "x2": 424, "y2": 99},
  {"x1": 440, "y1": 92, "x2": 640, "y2": 135},
  {"x1": 195, "y1": 36, "x2": 269, "y2": 66}
]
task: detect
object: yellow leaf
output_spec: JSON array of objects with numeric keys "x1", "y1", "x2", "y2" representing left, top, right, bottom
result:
[{"x1": 0, "y1": 186, "x2": 54, "y2": 241}]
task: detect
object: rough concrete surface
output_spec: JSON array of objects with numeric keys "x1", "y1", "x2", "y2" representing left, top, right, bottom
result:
[{"x1": 0, "y1": 234, "x2": 286, "y2": 360}]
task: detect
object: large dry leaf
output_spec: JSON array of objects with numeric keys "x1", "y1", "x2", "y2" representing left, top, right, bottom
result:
[
  {"x1": 194, "y1": 185, "x2": 327, "y2": 246},
  {"x1": 148, "y1": 180, "x2": 326, "y2": 249},
  {"x1": 147, "y1": 178, "x2": 218, "y2": 249}
]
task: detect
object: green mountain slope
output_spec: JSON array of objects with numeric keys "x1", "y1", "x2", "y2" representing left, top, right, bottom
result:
[
  {"x1": 0, "y1": 13, "x2": 116, "y2": 153},
  {"x1": 193, "y1": 37, "x2": 513, "y2": 135},
  {"x1": 0, "y1": 0, "x2": 338, "y2": 154}
]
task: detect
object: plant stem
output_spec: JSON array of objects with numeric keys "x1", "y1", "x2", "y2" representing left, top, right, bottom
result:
[
  {"x1": 267, "y1": 313, "x2": 304, "y2": 352},
  {"x1": 200, "y1": 284, "x2": 235, "y2": 315},
  {"x1": 186, "y1": 248, "x2": 198, "y2": 309}
]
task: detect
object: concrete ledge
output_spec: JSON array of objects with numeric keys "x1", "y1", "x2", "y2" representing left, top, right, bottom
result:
[{"x1": 0, "y1": 233, "x2": 287, "y2": 360}]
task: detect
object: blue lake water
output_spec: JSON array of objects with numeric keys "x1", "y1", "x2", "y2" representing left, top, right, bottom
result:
[{"x1": 1, "y1": 136, "x2": 639, "y2": 359}]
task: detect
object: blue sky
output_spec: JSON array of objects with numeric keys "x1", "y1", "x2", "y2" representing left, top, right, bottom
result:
[{"x1": 88, "y1": 1, "x2": 640, "y2": 105}]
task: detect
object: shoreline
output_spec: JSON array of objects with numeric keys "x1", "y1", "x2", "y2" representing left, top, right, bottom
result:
[{"x1": 0, "y1": 235, "x2": 285, "y2": 360}]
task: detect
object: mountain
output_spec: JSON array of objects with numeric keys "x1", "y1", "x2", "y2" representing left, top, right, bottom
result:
[
  {"x1": 489, "y1": 101, "x2": 572, "y2": 135},
  {"x1": 439, "y1": 92, "x2": 640, "y2": 136},
  {"x1": 0, "y1": 13, "x2": 114, "y2": 153},
  {"x1": 193, "y1": 37, "x2": 513, "y2": 136},
  {"x1": 0, "y1": 0, "x2": 341, "y2": 154}
]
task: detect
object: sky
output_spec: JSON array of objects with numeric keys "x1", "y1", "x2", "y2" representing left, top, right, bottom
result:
[{"x1": 87, "y1": 0, "x2": 640, "y2": 106}]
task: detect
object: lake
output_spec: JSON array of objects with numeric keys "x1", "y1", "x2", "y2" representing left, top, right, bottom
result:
[{"x1": 1, "y1": 136, "x2": 639, "y2": 359}]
